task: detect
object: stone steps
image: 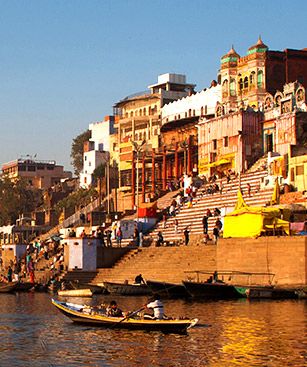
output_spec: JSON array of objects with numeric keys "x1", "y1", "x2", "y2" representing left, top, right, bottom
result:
[{"x1": 92, "y1": 245, "x2": 217, "y2": 284}]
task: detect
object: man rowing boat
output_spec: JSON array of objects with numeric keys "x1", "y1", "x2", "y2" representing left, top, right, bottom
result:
[{"x1": 144, "y1": 295, "x2": 164, "y2": 320}]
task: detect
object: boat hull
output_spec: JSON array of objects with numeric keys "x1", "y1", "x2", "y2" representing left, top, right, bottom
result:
[
  {"x1": 103, "y1": 281, "x2": 151, "y2": 296},
  {"x1": 236, "y1": 286, "x2": 298, "y2": 299},
  {"x1": 183, "y1": 281, "x2": 243, "y2": 299},
  {"x1": 52, "y1": 299, "x2": 197, "y2": 333},
  {"x1": 0, "y1": 282, "x2": 18, "y2": 293},
  {"x1": 146, "y1": 280, "x2": 190, "y2": 299},
  {"x1": 58, "y1": 289, "x2": 93, "y2": 297}
]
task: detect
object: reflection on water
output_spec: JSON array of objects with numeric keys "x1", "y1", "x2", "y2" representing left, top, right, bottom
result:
[{"x1": 0, "y1": 293, "x2": 306, "y2": 367}]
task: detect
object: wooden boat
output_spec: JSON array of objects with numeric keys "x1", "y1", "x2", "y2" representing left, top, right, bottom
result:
[
  {"x1": 146, "y1": 280, "x2": 190, "y2": 299},
  {"x1": 51, "y1": 299, "x2": 198, "y2": 333},
  {"x1": 58, "y1": 289, "x2": 93, "y2": 297},
  {"x1": 0, "y1": 282, "x2": 18, "y2": 293},
  {"x1": 182, "y1": 280, "x2": 244, "y2": 299},
  {"x1": 102, "y1": 281, "x2": 151, "y2": 296},
  {"x1": 15, "y1": 282, "x2": 35, "y2": 292},
  {"x1": 235, "y1": 286, "x2": 298, "y2": 299},
  {"x1": 69, "y1": 281, "x2": 107, "y2": 295}
]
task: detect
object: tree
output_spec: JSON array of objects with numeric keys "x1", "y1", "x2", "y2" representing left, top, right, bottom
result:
[
  {"x1": 70, "y1": 129, "x2": 91, "y2": 176},
  {"x1": 0, "y1": 177, "x2": 42, "y2": 226},
  {"x1": 92, "y1": 163, "x2": 106, "y2": 185}
]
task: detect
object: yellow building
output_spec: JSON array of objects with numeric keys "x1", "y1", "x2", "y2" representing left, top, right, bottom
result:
[{"x1": 113, "y1": 73, "x2": 195, "y2": 210}]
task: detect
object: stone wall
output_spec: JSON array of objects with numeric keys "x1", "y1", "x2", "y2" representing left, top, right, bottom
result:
[{"x1": 216, "y1": 237, "x2": 307, "y2": 286}]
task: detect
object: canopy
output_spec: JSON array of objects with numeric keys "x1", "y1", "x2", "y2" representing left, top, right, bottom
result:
[{"x1": 223, "y1": 190, "x2": 289, "y2": 238}]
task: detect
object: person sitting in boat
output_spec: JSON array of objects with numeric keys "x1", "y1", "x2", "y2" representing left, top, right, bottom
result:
[
  {"x1": 134, "y1": 274, "x2": 145, "y2": 285},
  {"x1": 106, "y1": 300, "x2": 123, "y2": 317},
  {"x1": 144, "y1": 295, "x2": 164, "y2": 320}
]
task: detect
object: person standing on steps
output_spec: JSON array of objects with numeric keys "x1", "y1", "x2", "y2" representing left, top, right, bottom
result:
[
  {"x1": 202, "y1": 214, "x2": 208, "y2": 235},
  {"x1": 183, "y1": 227, "x2": 190, "y2": 246}
]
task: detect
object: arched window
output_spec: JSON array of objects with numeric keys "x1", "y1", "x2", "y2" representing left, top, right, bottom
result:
[
  {"x1": 222, "y1": 79, "x2": 228, "y2": 97},
  {"x1": 130, "y1": 111, "x2": 134, "y2": 117},
  {"x1": 143, "y1": 107, "x2": 146, "y2": 116},
  {"x1": 200, "y1": 107, "x2": 204, "y2": 116},
  {"x1": 230, "y1": 78, "x2": 236, "y2": 96},
  {"x1": 244, "y1": 76, "x2": 248, "y2": 89},
  {"x1": 139, "y1": 109, "x2": 142, "y2": 116},
  {"x1": 135, "y1": 110, "x2": 138, "y2": 117},
  {"x1": 250, "y1": 72, "x2": 255, "y2": 87},
  {"x1": 188, "y1": 109, "x2": 192, "y2": 117},
  {"x1": 257, "y1": 70, "x2": 263, "y2": 88},
  {"x1": 239, "y1": 78, "x2": 243, "y2": 91}
]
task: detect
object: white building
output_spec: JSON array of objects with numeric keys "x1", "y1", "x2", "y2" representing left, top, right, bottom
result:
[
  {"x1": 161, "y1": 83, "x2": 221, "y2": 124},
  {"x1": 80, "y1": 115, "x2": 115, "y2": 188}
]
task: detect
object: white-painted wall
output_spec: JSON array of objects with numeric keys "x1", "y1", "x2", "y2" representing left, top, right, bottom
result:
[
  {"x1": 161, "y1": 85, "x2": 221, "y2": 123},
  {"x1": 67, "y1": 238, "x2": 99, "y2": 271}
]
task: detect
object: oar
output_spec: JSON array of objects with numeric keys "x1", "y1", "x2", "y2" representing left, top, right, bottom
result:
[{"x1": 109, "y1": 305, "x2": 145, "y2": 329}]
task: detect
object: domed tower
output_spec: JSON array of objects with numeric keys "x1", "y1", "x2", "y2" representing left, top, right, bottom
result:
[
  {"x1": 247, "y1": 36, "x2": 268, "y2": 55},
  {"x1": 220, "y1": 46, "x2": 240, "y2": 111}
]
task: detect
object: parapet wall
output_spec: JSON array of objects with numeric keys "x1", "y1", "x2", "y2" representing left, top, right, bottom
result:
[{"x1": 216, "y1": 237, "x2": 307, "y2": 286}]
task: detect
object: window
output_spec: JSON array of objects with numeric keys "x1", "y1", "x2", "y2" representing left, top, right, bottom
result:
[
  {"x1": 244, "y1": 76, "x2": 248, "y2": 89},
  {"x1": 239, "y1": 78, "x2": 243, "y2": 91},
  {"x1": 296, "y1": 165, "x2": 304, "y2": 176},
  {"x1": 200, "y1": 107, "x2": 204, "y2": 116},
  {"x1": 257, "y1": 70, "x2": 263, "y2": 88},
  {"x1": 89, "y1": 162, "x2": 91, "y2": 167},
  {"x1": 230, "y1": 79, "x2": 236, "y2": 96},
  {"x1": 223, "y1": 136, "x2": 229, "y2": 147},
  {"x1": 212, "y1": 139, "x2": 217, "y2": 150},
  {"x1": 250, "y1": 72, "x2": 255, "y2": 86},
  {"x1": 84, "y1": 156, "x2": 87, "y2": 161}
]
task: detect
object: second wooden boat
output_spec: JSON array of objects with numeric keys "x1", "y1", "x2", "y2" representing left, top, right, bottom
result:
[
  {"x1": 58, "y1": 289, "x2": 93, "y2": 297},
  {"x1": 0, "y1": 282, "x2": 18, "y2": 293},
  {"x1": 102, "y1": 281, "x2": 151, "y2": 296},
  {"x1": 183, "y1": 280, "x2": 243, "y2": 299},
  {"x1": 146, "y1": 280, "x2": 190, "y2": 299}
]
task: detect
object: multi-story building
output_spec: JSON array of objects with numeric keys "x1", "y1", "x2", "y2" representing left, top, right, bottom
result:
[
  {"x1": 160, "y1": 81, "x2": 221, "y2": 182},
  {"x1": 113, "y1": 73, "x2": 195, "y2": 210},
  {"x1": 1, "y1": 158, "x2": 72, "y2": 189},
  {"x1": 261, "y1": 82, "x2": 307, "y2": 189},
  {"x1": 198, "y1": 109, "x2": 263, "y2": 176},
  {"x1": 219, "y1": 38, "x2": 307, "y2": 112},
  {"x1": 80, "y1": 115, "x2": 116, "y2": 188}
]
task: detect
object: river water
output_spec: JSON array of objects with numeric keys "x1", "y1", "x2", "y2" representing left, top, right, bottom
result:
[{"x1": 0, "y1": 292, "x2": 306, "y2": 367}]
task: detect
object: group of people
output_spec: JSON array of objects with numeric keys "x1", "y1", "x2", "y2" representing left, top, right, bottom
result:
[{"x1": 105, "y1": 295, "x2": 164, "y2": 320}]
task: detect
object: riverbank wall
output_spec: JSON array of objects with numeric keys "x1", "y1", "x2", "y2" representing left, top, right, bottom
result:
[{"x1": 216, "y1": 236, "x2": 307, "y2": 286}]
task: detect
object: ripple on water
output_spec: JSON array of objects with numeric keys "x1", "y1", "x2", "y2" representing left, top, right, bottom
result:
[{"x1": 0, "y1": 294, "x2": 306, "y2": 366}]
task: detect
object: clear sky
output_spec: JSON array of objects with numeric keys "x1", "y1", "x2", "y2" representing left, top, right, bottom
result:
[{"x1": 0, "y1": 0, "x2": 306, "y2": 171}]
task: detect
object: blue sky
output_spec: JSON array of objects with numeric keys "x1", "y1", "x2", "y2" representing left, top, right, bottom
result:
[{"x1": 0, "y1": 0, "x2": 306, "y2": 171}]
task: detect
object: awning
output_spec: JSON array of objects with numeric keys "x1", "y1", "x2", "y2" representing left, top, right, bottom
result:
[{"x1": 209, "y1": 158, "x2": 231, "y2": 167}]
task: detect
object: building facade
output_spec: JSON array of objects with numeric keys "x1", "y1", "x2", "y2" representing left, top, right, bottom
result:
[
  {"x1": 80, "y1": 115, "x2": 115, "y2": 188},
  {"x1": 113, "y1": 73, "x2": 195, "y2": 210},
  {"x1": 198, "y1": 110, "x2": 263, "y2": 176},
  {"x1": 219, "y1": 38, "x2": 307, "y2": 112},
  {"x1": 1, "y1": 158, "x2": 72, "y2": 189}
]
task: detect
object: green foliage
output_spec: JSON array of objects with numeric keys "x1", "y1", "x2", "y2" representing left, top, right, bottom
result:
[
  {"x1": 0, "y1": 177, "x2": 42, "y2": 226},
  {"x1": 55, "y1": 187, "x2": 98, "y2": 215},
  {"x1": 70, "y1": 129, "x2": 91, "y2": 176},
  {"x1": 92, "y1": 163, "x2": 106, "y2": 185}
]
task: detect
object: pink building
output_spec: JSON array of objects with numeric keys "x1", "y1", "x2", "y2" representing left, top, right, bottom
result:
[{"x1": 198, "y1": 110, "x2": 263, "y2": 176}]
